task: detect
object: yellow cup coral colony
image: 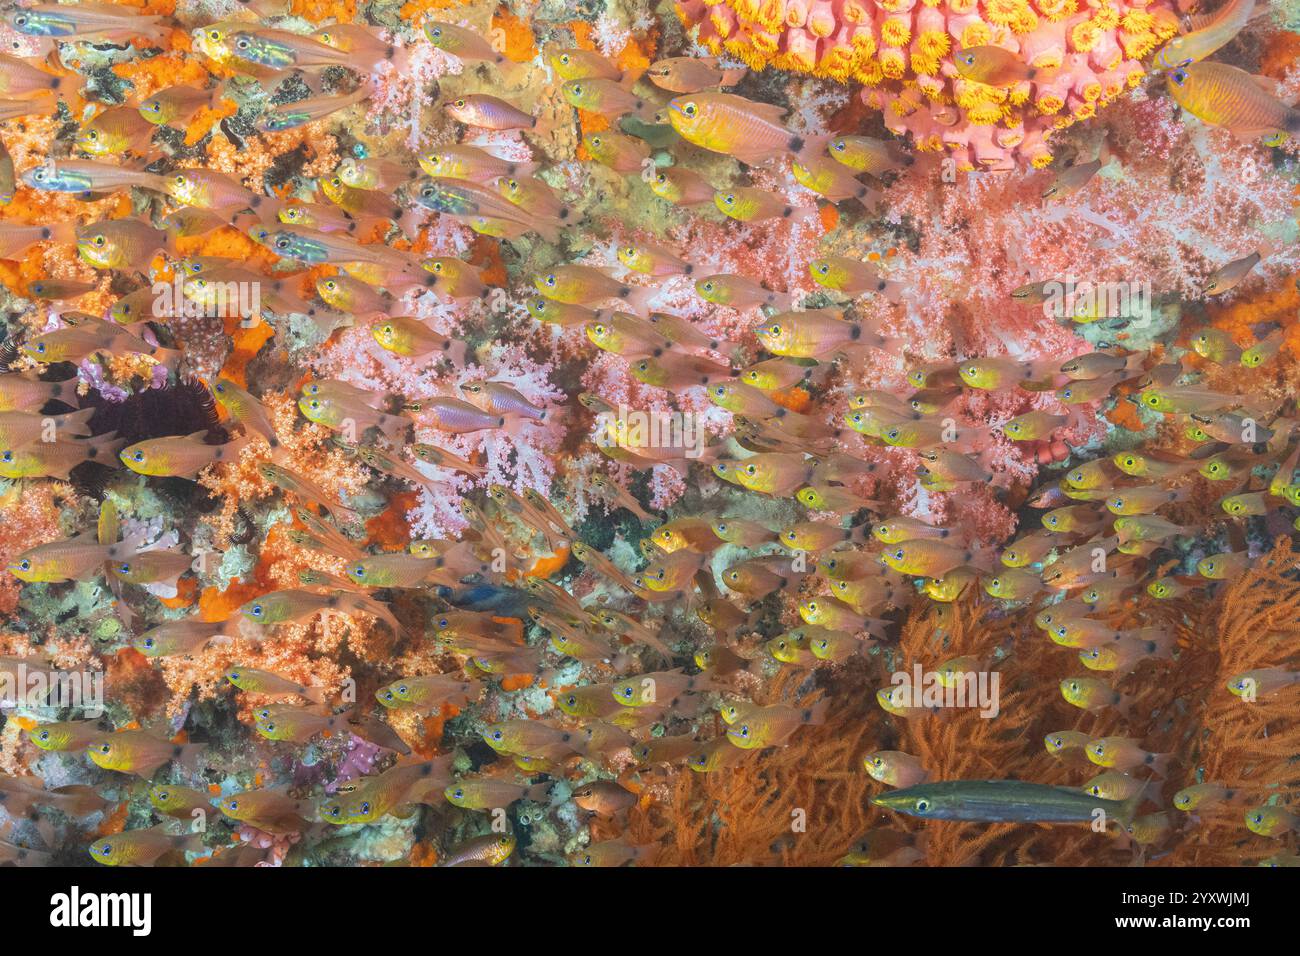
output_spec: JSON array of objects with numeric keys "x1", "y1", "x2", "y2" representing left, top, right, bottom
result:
[{"x1": 674, "y1": 0, "x2": 1180, "y2": 169}]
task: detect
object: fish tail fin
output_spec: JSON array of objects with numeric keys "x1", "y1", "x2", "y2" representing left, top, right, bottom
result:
[
  {"x1": 791, "y1": 133, "x2": 832, "y2": 162},
  {"x1": 57, "y1": 406, "x2": 97, "y2": 438},
  {"x1": 621, "y1": 283, "x2": 659, "y2": 317},
  {"x1": 720, "y1": 66, "x2": 748, "y2": 87},
  {"x1": 1148, "y1": 753, "x2": 1174, "y2": 779},
  {"x1": 1116, "y1": 779, "x2": 1152, "y2": 829},
  {"x1": 802, "y1": 698, "x2": 831, "y2": 725},
  {"x1": 176, "y1": 742, "x2": 209, "y2": 773},
  {"x1": 523, "y1": 781, "x2": 554, "y2": 803}
]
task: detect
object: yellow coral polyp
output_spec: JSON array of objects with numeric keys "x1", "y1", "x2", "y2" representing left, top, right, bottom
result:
[
  {"x1": 1036, "y1": 93, "x2": 1064, "y2": 114},
  {"x1": 754, "y1": 0, "x2": 786, "y2": 32},
  {"x1": 986, "y1": 0, "x2": 1028, "y2": 26},
  {"x1": 1028, "y1": 49, "x2": 1063, "y2": 70},
  {"x1": 961, "y1": 21, "x2": 993, "y2": 48},
  {"x1": 1072, "y1": 102, "x2": 1096, "y2": 121},
  {"x1": 1092, "y1": 2, "x2": 1119, "y2": 30},
  {"x1": 710, "y1": 8, "x2": 735, "y2": 38},
  {"x1": 879, "y1": 48, "x2": 907, "y2": 78},
  {"x1": 1119, "y1": 31, "x2": 1158, "y2": 59},
  {"x1": 1030, "y1": 150, "x2": 1055, "y2": 168},
  {"x1": 750, "y1": 30, "x2": 780, "y2": 56},
  {"x1": 1070, "y1": 20, "x2": 1101, "y2": 52},
  {"x1": 725, "y1": 39, "x2": 766, "y2": 67},
  {"x1": 850, "y1": 31, "x2": 877, "y2": 60},
  {"x1": 890, "y1": 97, "x2": 919, "y2": 117},
  {"x1": 1081, "y1": 81, "x2": 1101, "y2": 102},
  {"x1": 840, "y1": 0, "x2": 870, "y2": 22},
  {"x1": 880, "y1": 17, "x2": 911, "y2": 47},
  {"x1": 1035, "y1": 0, "x2": 1077, "y2": 21},
  {"x1": 967, "y1": 102, "x2": 1005, "y2": 125},
  {"x1": 947, "y1": 0, "x2": 978, "y2": 14},
  {"x1": 1121, "y1": 10, "x2": 1155, "y2": 33},
  {"x1": 916, "y1": 29, "x2": 950, "y2": 59},
  {"x1": 910, "y1": 53, "x2": 940, "y2": 76},
  {"x1": 855, "y1": 58, "x2": 885, "y2": 85}
]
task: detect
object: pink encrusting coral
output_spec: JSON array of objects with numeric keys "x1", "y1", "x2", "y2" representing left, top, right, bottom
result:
[{"x1": 675, "y1": 0, "x2": 1181, "y2": 169}]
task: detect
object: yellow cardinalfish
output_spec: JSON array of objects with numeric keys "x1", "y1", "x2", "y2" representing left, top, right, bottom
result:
[
  {"x1": 8, "y1": 532, "x2": 140, "y2": 583},
  {"x1": 586, "y1": 130, "x2": 650, "y2": 173},
  {"x1": 1155, "y1": 0, "x2": 1255, "y2": 71},
  {"x1": 87, "y1": 730, "x2": 206, "y2": 778},
  {"x1": 139, "y1": 83, "x2": 223, "y2": 128},
  {"x1": 645, "y1": 56, "x2": 747, "y2": 94},
  {"x1": 666, "y1": 92, "x2": 820, "y2": 167},
  {"x1": 792, "y1": 154, "x2": 876, "y2": 206},
  {"x1": 560, "y1": 76, "x2": 658, "y2": 122},
  {"x1": 76, "y1": 219, "x2": 169, "y2": 270},
  {"x1": 549, "y1": 47, "x2": 622, "y2": 80},
  {"x1": 146, "y1": 780, "x2": 211, "y2": 816},
  {"x1": 714, "y1": 187, "x2": 815, "y2": 225},
  {"x1": 648, "y1": 165, "x2": 716, "y2": 206},
  {"x1": 370, "y1": 317, "x2": 468, "y2": 365},
  {"x1": 88, "y1": 828, "x2": 203, "y2": 867},
  {"x1": 0, "y1": 433, "x2": 124, "y2": 480},
  {"x1": 810, "y1": 256, "x2": 904, "y2": 301},
  {"x1": 423, "y1": 21, "x2": 511, "y2": 65},
  {"x1": 26, "y1": 719, "x2": 104, "y2": 753},
  {"x1": 952, "y1": 46, "x2": 1036, "y2": 86},
  {"x1": 827, "y1": 134, "x2": 906, "y2": 175},
  {"x1": 727, "y1": 701, "x2": 829, "y2": 749},
  {"x1": 119, "y1": 431, "x2": 248, "y2": 479},
  {"x1": 1166, "y1": 63, "x2": 1300, "y2": 139}
]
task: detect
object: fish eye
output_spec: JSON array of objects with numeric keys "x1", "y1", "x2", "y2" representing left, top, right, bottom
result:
[
  {"x1": 19, "y1": 559, "x2": 30, "y2": 571},
  {"x1": 236, "y1": 37, "x2": 250, "y2": 49},
  {"x1": 1170, "y1": 69, "x2": 1187, "y2": 86},
  {"x1": 251, "y1": 604, "x2": 263, "y2": 616},
  {"x1": 559, "y1": 54, "x2": 570, "y2": 64},
  {"x1": 454, "y1": 99, "x2": 465, "y2": 108},
  {"x1": 682, "y1": 102, "x2": 696, "y2": 116},
  {"x1": 721, "y1": 194, "x2": 735, "y2": 205},
  {"x1": 915, "y1": 798, "x2": 930, "y2": 812},
  {"x1": 817, "y1": 263, "x2": 829, "y2": 274},
  {"x1": 702, "y1": 281, "x2": 713, "y2": 292},
  {"x1": 100, "y1": 744, "x2": 110, "y2": 754},
  {"x1": 209, "y1": 30, "x2": 220, "y2": 40},
  {"x1": 430, "y1": 27, "x2": 441, "y2": 37},
  {"x1": 571, "y1": 84, "x2": 582, "y2": 95}
]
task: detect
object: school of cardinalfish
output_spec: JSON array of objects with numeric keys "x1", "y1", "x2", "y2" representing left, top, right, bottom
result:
[{"x1": 0, "y1": 0, "x2": 1295, "y2": 868}]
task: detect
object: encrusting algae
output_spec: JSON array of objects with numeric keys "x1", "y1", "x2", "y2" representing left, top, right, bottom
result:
[{"x1": 0, "y1": 0, "x2": 1296, "y2": 870}]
